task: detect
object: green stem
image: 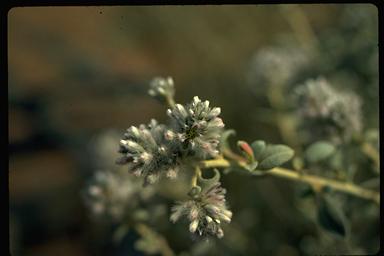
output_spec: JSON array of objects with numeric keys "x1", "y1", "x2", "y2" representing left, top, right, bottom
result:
[
  {"x1": 166, "y1": 96, "x2": 175, "y2": 109},
  {"x1": 200, "y1": 158, "x2": 380, "y2": 205},
  {"x1": 191, "y1": 166, "x2": 201, "y2": 187}
]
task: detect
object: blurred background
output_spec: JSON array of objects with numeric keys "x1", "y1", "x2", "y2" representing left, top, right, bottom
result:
[{"x1": 9, "y1": 4, "x2": 379, "y2": 256}]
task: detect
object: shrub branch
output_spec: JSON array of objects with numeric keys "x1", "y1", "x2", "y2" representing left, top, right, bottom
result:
[{"x1": 200, "y1": 157, "x2": 380, "y2": 205}]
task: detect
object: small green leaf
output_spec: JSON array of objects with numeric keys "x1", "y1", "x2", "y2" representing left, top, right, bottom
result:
[
  {"x1": 329, "y1": 149, "x2": 343, "y2": 170},
  {"x1": 257, "y1": 144, "x2": 294, "y2": 170},
  {"x1": 132, "y1": 209, "x2": 150, "y2": 221},
  {"x1": 305, "y1": 141, "x2": 336, "y2": 163},
  {"x1": 364, "y1": 129, "x2": 379, "y2": 143},
  {"x1": 135, "y1": 238, "x2": 158, "y2": 254},
  {"x1": 292, "y1": 157, "x2": 304, "y2": 171},
  {"x1": 113, "y1": 224, "x2": 130, "y2": 243},
  {"x1": 134, "y1": 224, "x2": 166, "y2": 255},
  {"x1": 220, "y1": 129, "x2": 236, "y2": 151},
  {"x1": 188, "y1": 186, "x2": 202, "y2": 198},
  {"x1": 317, "y1": 194, "x2": 347, "y2": 238},
  {"x1": 222, "y1": 167, "x2": 232, "y2": 174},
  {"x1": 245, "y1": 161, "x2": 258, "y2": 172},
  {"x1": 251, "y1": 140, "x2": 266, "y2": 159},
  {"x1": 298, "y1": 185, "x2": 315, "y2": 198}
]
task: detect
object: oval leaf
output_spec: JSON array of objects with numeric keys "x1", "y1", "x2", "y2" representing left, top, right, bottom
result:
[
  {"x1": 251, "y1": 140, "x2": 266, "y2": 160},
  {"x1": 292, "y1": 156, "x2": 304, "y2": 171},
  {"x1": 245, "y1": 161, "x2": 258, "y2": 172},
  {"x1": 219, "y1": 129, "x2": 236, "y2": 151},
  {"x1": 329, "y1": 149, "x2": 343, "y2": 170},
  {"x1": 305, "y1": 141, "x2": 335, "y2": 163},
  {"x1": 297, "y1": 184, "x2": 315, "y2": 198},
  {"x1": 258, "y1": 145, "x2": 294, "y2": 170},
  {"x1": 317, "y1": 194, "x2": 347, "y2": 237},
  {"x1": 113, "y1": 224, "x2": 130, "y2": 243}
]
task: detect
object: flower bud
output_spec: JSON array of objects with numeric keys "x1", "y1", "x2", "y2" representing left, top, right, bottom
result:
[{"x1": 237, "y1": 140, "x2": 255, "y2": 162}]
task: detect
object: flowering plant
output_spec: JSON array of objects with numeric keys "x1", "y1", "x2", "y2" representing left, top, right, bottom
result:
[{"x1": 83, "y1": 74, "x2": 379, "y2": 256}]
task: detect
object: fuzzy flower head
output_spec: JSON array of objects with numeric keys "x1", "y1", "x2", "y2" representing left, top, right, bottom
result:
[
  {"x1": 170, "y1": 181, "x2": 232, "y2": 239},
  {"x1": 167, "y1": 96, "x2": 224, "y2": 159},
  {"x1": 116, "y1": 119, "x2": 179, "y2": 185},
  {"x1": 83, "y1": 170, "x2": 144, "y2": 221},
  {"x1": 295, "y1": 77, "x2": 362, "y2": 142},
  {"x1": 247, "y1": 45, "x2": 309, "y2": 88},
  {"x1": 148, "y1": 77, "x2": 175, "y2": 104}
]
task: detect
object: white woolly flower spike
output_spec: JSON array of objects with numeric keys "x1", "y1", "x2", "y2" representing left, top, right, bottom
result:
[
  {"x1": 167, "y1": 96, "x2": 225, "y2": 159},
  {"x1": 170, "y1": 182, "x2": 232, "y2": 239},
  {"x1": 116, "y1": 119, "x2": 179, "y2": 186}
]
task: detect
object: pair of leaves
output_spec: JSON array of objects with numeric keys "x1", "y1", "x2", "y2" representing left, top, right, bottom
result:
[
  {"x1": 238, "y1": 139, "x2": 294, "y2": 172},
  {"x1": 220, "y1": 130, "x2": 294, "y2": 173},
  {"x1": 303, "y1": 142, "x2": 348, "y2": 238},
  {"x1": 297, "y1": 186, "x2": 348, "y2": 238}
]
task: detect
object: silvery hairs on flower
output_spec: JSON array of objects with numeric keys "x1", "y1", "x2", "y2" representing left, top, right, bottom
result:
[
  {"x1": 116, "y1": 119, "x2": 179, "y2": 186},
  {"x1": 294, "y1": 77, "x2": 362, "y2": 142},
  {"x1": 170, "y1": 182, "x2": 232, "y2": 239},
  {"x1": 167, "y1": 96, "x2": 224, "y2": 159}
]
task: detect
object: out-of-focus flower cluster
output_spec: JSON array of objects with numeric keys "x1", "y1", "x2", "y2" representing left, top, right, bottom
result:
[
  {"x1": 148, "y1": 77, "x2": 175, "y2": 105},
  {"x1": 170, "y1": 181, "x2": 232, "y2": 239},
  {"x1": 83, "y1": 132, "x2": 156, "y2": 222},
  {"x1": 83, "y1": 170, "x2": 147, "y2": 221},
  {"x1": 294, "y1": 77, "x2": 362, "y2": 143},
  {"x1": 247, "y1": 45, "x2": 310, "y2": 87},
  {"x1": 117, "y1": 78, "x2": 224, "y2": 186}
]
